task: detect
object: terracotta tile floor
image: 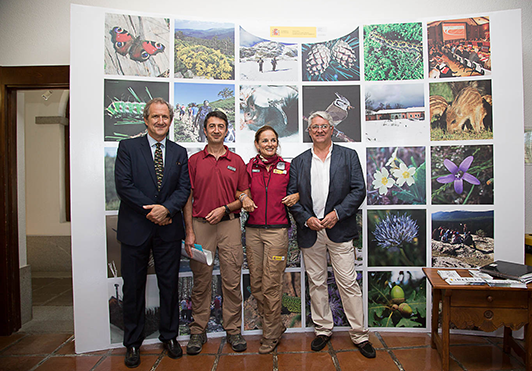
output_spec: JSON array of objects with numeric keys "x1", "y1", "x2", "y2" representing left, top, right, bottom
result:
[
  {"x1": 0, "y1": 331, "x2": 527, "y2": 371},
  {"x1": 1, "y1": 276, "x2": 527, "y2": 370}
]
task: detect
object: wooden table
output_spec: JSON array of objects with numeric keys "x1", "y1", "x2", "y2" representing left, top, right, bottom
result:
[{"x1": 423, "y1": 267, "x2": 532, "y2": 370}]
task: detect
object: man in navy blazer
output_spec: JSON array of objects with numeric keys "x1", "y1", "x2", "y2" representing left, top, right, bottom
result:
[
  {"x1": 115, "y1": 98, "x2": 190, "y2": 368},
  {"x1": 287, "y1": 111, "x2": 375, "y2": 359}
]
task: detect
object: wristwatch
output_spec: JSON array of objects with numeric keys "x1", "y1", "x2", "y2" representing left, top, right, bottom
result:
[{"x1": 223, "y1": 205, "x2": 231, "y2": 214}]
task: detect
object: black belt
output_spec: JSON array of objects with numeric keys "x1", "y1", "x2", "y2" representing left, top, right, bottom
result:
[{"x1": 201, "y1": 214, "x2": 240, "y2": 222}]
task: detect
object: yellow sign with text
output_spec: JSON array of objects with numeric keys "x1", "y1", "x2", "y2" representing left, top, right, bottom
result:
[{"x1": 270, "y1": 27, "x2": 317, "y2": 38}]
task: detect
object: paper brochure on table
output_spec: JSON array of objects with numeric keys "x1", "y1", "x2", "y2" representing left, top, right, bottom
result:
[{"x1": 181, "y1": 242, "x2": 213, "y2": 266}]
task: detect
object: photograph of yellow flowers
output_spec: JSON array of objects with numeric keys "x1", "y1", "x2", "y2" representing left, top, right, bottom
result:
[
  {"x1": 431, "y1": 145, "x2": 493, "y2": 204},
  {"x1": 431, "y1": 210, "x2": 494, "y2": 268},
  {"x1": 367, "y1": 270, "x2": 426, "y2": 328},
  {"x1": 366, "y1": 147, "x2": 425, "y2": 205},
  {"x1": 105, "y1": 13, "x2": 170, "y2": 77},
  {"x1": 174, "y1": 19, "x2": 235, "y2": 79},
  {"x1": 367, "y1": 209, "x2": 426, "y2": 267}
]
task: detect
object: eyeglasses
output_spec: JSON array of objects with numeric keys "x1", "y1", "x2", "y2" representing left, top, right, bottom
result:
[{"x1": 310, "y1": 124, "x2": 331, "y2": 131}]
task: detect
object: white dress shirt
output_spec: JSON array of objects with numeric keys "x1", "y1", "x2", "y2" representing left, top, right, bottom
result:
[
  {"x1": 147, "y1": 134, "x2": 167, "y2": 166},
  {"x1": 310, "y1": 144, "x2": 332, "y2": 219}
]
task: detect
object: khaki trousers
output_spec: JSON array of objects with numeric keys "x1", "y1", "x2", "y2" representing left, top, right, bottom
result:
[
  {"x1": 189, "y1": 217, "x2": 243, "y2": 336},
  {"x1": 246, "y1": 227, "x2": 288, "y2": 340},
  {"x1": 302, "y1": 229, "x2": 368, "y2": 344}
]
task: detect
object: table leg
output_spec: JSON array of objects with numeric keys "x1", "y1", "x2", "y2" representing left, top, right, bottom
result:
[
  {"x1": 431, "y1": 289, "x2": 441, "y2": 349},
  {"x1": 441, "y1": 291, "x2": 451, "y2": 371},
  {"x1": 503, "y1": 327, "x2": 512, "y2": 354},
  {"x1": 526, "y1": 323, "x2": 532, "y2": 371}
]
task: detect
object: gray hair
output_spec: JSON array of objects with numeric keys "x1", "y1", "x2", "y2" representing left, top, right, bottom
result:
[
  {"x1": 308, "y1": 111, "x2": 333, "y2": 127},
  {"x1": 143, "y1": 97, "x2": 174, "y2": 122}
]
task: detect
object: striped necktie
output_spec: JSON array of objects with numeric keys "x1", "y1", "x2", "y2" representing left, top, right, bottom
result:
[{"x1": 154, "y1": 142, "x2": 164, "y2": 190}]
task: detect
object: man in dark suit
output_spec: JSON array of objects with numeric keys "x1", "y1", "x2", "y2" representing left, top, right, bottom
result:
[
  {"x1": 287, "y1": 111, "x2": 375, "y2": 359},
  {"x1": 115, "y1": 98, "x2": 191, "y2": 368}
]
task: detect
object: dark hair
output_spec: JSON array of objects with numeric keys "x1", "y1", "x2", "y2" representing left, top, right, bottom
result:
[
  {"x1": 143, "y1": 98, "x2": 174, "y2": 122},
  {"x1": 254, "y1": 125, "x2": 279, "y2": 144},
  {"x1": 203, "y1": 111, "x2": 228, "y2": 129}
]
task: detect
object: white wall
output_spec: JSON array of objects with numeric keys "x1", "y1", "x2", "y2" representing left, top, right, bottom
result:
[
  {"x1": 23, "y1": 90, "x2": 71, "y2": 236},
  {"x1": 1, "y1": 0, "x2": 531, "y2": 232}
]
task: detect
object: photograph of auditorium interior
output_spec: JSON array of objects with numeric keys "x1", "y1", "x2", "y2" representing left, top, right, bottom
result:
[{"x1": 428, "y1": 17, "x2": 491, "y2": 78}]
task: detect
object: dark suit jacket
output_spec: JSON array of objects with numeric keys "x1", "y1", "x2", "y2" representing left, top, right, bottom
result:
[
  {"x1": 115, "y1": 136, "x2": 191, "y2": 246},
  {"x1": 287, "y1": 144, "x2": 365, "y2": 248}
]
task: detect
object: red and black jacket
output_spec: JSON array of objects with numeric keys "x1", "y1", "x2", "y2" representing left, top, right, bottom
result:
[{"x1": 246, "y1": 155, "x2": 290, "y2": 228}]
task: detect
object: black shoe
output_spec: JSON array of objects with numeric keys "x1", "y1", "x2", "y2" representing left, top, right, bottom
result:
[
  {"x1": 187, "y1": 332, "x2": 207, "y2": 355},
  {"x1": 124, "y1": 347, "x2": 140, "y2": 368},
  {"x1": 163, "y1": 339, "x2": 183, "y2": 359},
  {"x1": 355, "y1": 341, "x2": 376, "y2": 358},
  {"x1": 311, "y1": 335, "x2": 331, "y2": 351}
]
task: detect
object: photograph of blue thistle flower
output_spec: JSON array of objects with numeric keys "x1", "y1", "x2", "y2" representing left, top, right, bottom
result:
[
  {"x1": 305, "y1": 270, "x2": 362, "y2": 328},
  {"x1": 367, "y1": 147, "x2": 426, "y2": 205},
  {"x1": 367, "y1": 209, "x2": 426, "y2": 266},
  {"x1": 368, "y1": 270, "x2": 426, "y2": 328},
  {"x1": 364, "y1": 23, "x2": 423, "y2": 81},
  {"x1": 431, "y1": 145, "x2": 493, "y2": 204}
]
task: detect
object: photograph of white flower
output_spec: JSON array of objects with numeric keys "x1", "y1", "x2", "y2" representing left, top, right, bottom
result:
[{"x1": 367, "y1": 147, "x2": 426, "y2": 205}]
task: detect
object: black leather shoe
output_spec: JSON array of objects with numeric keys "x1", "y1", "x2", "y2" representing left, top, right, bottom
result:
[
  {"x1": 163, "y1": 339, "x2": 183, "y2": 359},
  {"x1": 124, "y1": 346, "x2": 140, "y2": 368},
  {"x1": 311, "y1": 335, "x2": 331, "y2": 351},
  {"x1": 355, "y1": 341, "x2": 376, "y2": 358}
]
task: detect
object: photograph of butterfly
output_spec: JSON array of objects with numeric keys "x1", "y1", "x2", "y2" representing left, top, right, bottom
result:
[{"x1": 105, "y1": 13, "x2": 170, "y2": 77}]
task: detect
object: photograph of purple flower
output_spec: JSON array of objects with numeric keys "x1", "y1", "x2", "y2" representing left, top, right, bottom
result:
[
  {"x1": 367, "y1": 209, "x2": 426, "y2": 266},
  {"x1": 368, "y1": 270, "x2": 426, "y2": 328},
  {"x1": 431, "y1": 145, "x2": 493, "y2": 204}
]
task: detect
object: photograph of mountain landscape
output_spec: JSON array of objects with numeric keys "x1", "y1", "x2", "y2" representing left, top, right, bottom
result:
[{"x1": 174, "y1": 19, "x2": 235, "y2": 79}]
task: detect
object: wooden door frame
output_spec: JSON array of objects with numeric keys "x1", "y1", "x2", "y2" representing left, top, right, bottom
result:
[{"x1": 0, "y1": 65, "x2": 69, "y2": 335}]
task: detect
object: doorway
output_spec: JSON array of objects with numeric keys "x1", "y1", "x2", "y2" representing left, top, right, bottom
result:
[{"x1": 0, "y1": 66, "x2": 69, "y2": 335}]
